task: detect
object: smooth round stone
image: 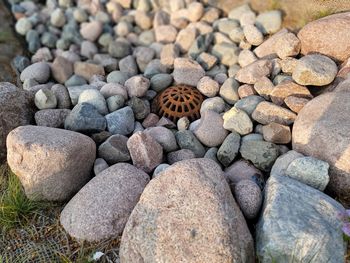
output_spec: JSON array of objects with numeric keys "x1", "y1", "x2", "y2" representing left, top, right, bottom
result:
[
  {"x1": 35, "y1": 109, "x2": 71, "y2": 128},
  {"x1": 125, "y1": 76, "x2": 150, "y2": 98},
  {"x1": 238, "y1": 49, "x2": 258, "y2": 68},
  {"x1": 175, "y1": 130, "x2": 206, "y2": 158},
  {"x1": 229, "y1": 27, "x2": 244, "y2": 43},
  {"x1": 126, "y1": 97, "x2": 150, "y2": 120},
  {"x1": 193, "y1": 111, "x2": 228, "y2": 147},
  {"x1": 204, "y1": 147, "x2": 220, "y2": 164},
  {"x1": 243, "y1": 25, "x2": 264, "y2": 46},
  {"x1": 64, "y1": 103, "x2": 107, "y2": 133},
  {"x1": 80, "y1": 21, "x2": 103, "y2": 41},
  {"x1": 12, "y1": 56, "x2": 30, "y2": 73},
  {"x1": 15, "y1": 17, "x2": 32, "y2": 35},
  {"x1": 217, "y1": 132, "x2": 241, "y2": 167},
  {"x1": 234, "y1": 95, "x2": 265, "y2": 116},
  {"x1": 56, "y1": 38, "x2": 70, "y2": 50},
  {"x1": 145, "y1": 126, "x2": 178, "y2": 153},
  {"x1": 234, "y1": 179, "x2": 262, "y2": 219},
  {"x1": 255, "y1": 10, "x2": 282, "y2": 34},
  {"x1": 93, "y1": 158, "x2": 109, "y2": 176},
  {"x1": 107, "y1": 95, "x2": 125, "y2": 112},
  {"x1": 98, "y1": 134, "x2": 130, "y2": 164},
  {"x1": 292, "y1": 54, "x2": 338, "y2": 86},
  {"x1": 242, "y1": 133, "x2": 264, "y2": 143},
  {"x1": 100, "y1": 83, "x2": 128, "y2": 100},
  {"x1": 150, "y1": 73, "x2": 173, "y2": 92},
  {"x1": 223, "y1": 107, "x2": 253, "y2": 135},
  {"x1": 197, "y1": 76, "x2": 220, "y2": 97},
  {"x1": 105, "y1": 106, "x2": 135, "y2": 135},
  {"x1": 51, "y1": 84, "x2": 71, "y2": 109},
  {"x1": 138, "y1": 30, "x2": 155, "y2": 46},
  {"x1": 211, "y1": 43, "x2": 239, "y2": 66},
  {"x1": 108, "y1": 40, "x2": 131, "y2": 58},
  {"x1": 200, "y1": 97, "x2": 226, "y2": 114},
  {"x1": 35, "y1": 88, "x2": 57, "y2": 110},
  {"x1": 219, "y1": 78, "x2": 240, "y2": 105},
  {"x1": 65, "y1": 75, "x2": 87, "y2": 87},
  {"x1": 173, "y1": 58, "x2": 205, "y2": 87},
  {"x1": 153, "y1": 163, "x2": 170, "y2": 178},
  {"x1": 107, "y1": 71, "x2": 129, "y2": 85},
  {"x1": 51, "y1": 8, "x2": 66, "y2": 27},
  {"x1": 81, "y1": 41, "x2": 98, "y2": 59},
  {"x1": 285, "y1": 157, "x2": 330, "y2": 191},
  {"x1": 119, "y1": 55, "x2": 138, "y2": 76},
  {"x1": 177, "y1": 117, "x2": 190, "y2": 131},
  {"x1": 78, "y1": 89, "x2": 108, "y2": 115},
  {"x1": 73, "y1": 8, "x2": 88, "y2": 22},
  {"x1": 189, "y1": 119, "x2": 200, "y2": 132},
  {"x1": 144, "y1": 59, "x2": 168, "y2": 78},
  {"x1": 142, "y1": 113, "x2": 159, "y2": 128},
  {"x1": 167, "y1": 149, "x2": 196, "y2": 165},
  {"x1": 20, "y1": 62, "x2": 51, "y2": 84}
]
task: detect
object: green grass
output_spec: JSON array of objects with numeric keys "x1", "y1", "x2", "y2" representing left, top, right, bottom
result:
[{"x1": 0, "y1": 164, "x2": 43, "y2": 230}]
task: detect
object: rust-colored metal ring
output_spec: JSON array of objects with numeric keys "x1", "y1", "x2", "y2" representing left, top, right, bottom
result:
[{"x1": 153, "y1": 85, "x2": 204, "y2": 123}]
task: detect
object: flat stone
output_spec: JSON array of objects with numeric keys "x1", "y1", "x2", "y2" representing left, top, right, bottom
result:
[
  {"x1": 105, "y1": 106, "x2": 135, "y2": 135},
  {"x1": 35, "y1": 109, "x2": 70, "y2": 128},
  {"x1": 234, "y1": 179, "x2": 262, "y2": 219},
  {"x1": 127, "y1": 131, "x2": 163, "y2": 173},
  {"x1": 252, "y1": 101, "x2": 297, "y2": 125},
  {"x1": 60, "y1": 163, "x2": 149, "y2": 242},
  {"x1": 173, "y1": 57, "x2": 205, "y2": 87},
  {"x1": 193, "y1": 110, "x2": 228, "y2": 147},
  {"x1": 223, "y1": 107, "x2": 253, "y2": 135},
  {"x1": 262, "y1": 122, "x2": 291, "y2": 144},
  {"x1": 240, "y1": 140, "x2": 279, "y2": 172},
  {"x1": 7, "y1": 126, "x2": 96, "y2": 201},
  {"x1": 235, "y1": 60, "x2": 272, "y2": 84},
  {"x1": 256, "y1": 174, "x2": 346, "y2": 262},
  {"x1": 217, "y1": 131, "x2": 241, "y2": 167},
  {"x1": 292, "y1": 54, "x2": 338, "y2": 86},
  {"x1": 119, "y1": 159, "x2": 255, "y2": 263}
]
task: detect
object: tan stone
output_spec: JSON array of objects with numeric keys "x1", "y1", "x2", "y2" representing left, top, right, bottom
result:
[
  {"x1": 51, "y1": 56, "x2": 73, "y2": 84},
  {"x1": 284, "y1": 96, "x2": 310, "y2": 113},
  {"x1": 7, "y1": 125, "x2": 96, "y2": 201},
  {"x1": 252, "y1": 101, "x2": 297, "y2": 125},
  {"x1": 263, "y1": 122, "x2": 291, "y2": 144},
  {"x1": 119, "y1": 159, "x2": 255, "y2": 263},
  {"x1": 270, "y1": 81, "x2": 312, "y2": 105},
  {"x1": 238, "y1": 84, "x2": 256, "y2": 98},
  {"x1": 235, "y1": 59, "x2": 273, "y2": 84},
  {"x1": 74, "y1": 61, "x2": 105, "y2": 81}
]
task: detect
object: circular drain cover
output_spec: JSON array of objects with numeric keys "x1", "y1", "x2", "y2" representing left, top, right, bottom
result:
[{"x1": 153, "y1": 85, "x2": 204, "y2": 123}]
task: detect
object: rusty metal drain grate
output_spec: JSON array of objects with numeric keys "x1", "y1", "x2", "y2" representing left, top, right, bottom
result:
[{"x1": 153, "y1": 85, "x2": 204, "y2": 123}]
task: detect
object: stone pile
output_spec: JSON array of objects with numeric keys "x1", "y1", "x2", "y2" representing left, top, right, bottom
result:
[{"x1": 2, "y1": 0, "x2": 350, "y2": 261}]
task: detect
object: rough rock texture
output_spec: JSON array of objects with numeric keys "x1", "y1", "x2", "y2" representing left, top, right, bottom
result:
[
  {"x1": 297, "y1": 12, "x2": 350, "y2": 62},
  {"x1": 256, "y1": 174, "x2": 346, "y2": 263},
  {"x1": 292, "y1": 91, "x2": 350, "y2": 204},
  {"x1": 7, "y1": 126, "x2": 96, "y2": 201},
  {"x1": 120, "y1": 159, "x2": 255, "y2": 263},
  {"x1": 60, "y1": 163, "x2": 149, "y2": 242},
  {"x1": 0, "y1": 82, "x2": 33, "y2": 161}
]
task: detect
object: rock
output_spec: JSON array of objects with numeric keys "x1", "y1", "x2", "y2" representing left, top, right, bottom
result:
[
  {"x1": 242, "y1": 133, "x2": 264, "y2": 143},
  {"x1": 64, "y1": 103, "x2": 106, "y2": 133},
  {"x1": 234, "y1": 95, "x2": 265, "y2": 116},
  {"x1": 107, "y1": 95, "x2": 125, "y2": 112},
  {"x1": 0, "y1": 83, "x2": 33, "y2": 161},
  {"x1": 150, "y1": 73, "x2": 173, "y2": 92},
  {"x1": 106, "y1": 71, "x2": 129, "y2": 85},
  {"x1": 74, "y1": 62, "x2": 105, "y2": 81},
  {"x1": 240, "y1": 140, "x2": 279, "y2": 172},
  {"x1": 142, "y1": 113, "x2": 159, "y2": 128},
  {"x1": 125, "y1": 76, "x2": 150, "y2": 98},
  {"x1": 119, "y1": 159, "x2": 255, "y2": 263},
  {"x1": 67, "y1": 85, "x2": 98, "y2": 106},
  {"x1": 262, "y1": 122, "x2": 291, "y2": 144},
  {"x1": 175, "y1": 130, "x2": 206, "y2": 158},
  {"x1": 252, "y1": 101, "x2": 297, "y2": 125},
  {"x1": 60, "y1": 163, "x2": 149, "y2": 242},
  {"x1": 100, "y1": 83, "x2": 128, "y2": 100},
  {"x1": 98, "y1": 134, "x2": 130, "y2": 164},
  {"x1": 7, "y1": 126, "x2": 95, "y2": 201},
  {"x1": 256, "y1": 174, "x2": 346, "y2": 262},
  {"x1": 80, "y1": 21, "x2": 103, "y2": 42},
  {"x1": 160, "y1": 44, "x2": 179, "y2": 69},
  {"x1": 173, "y1": 58, "x2": 205, "y2": 87},
  {"x1": 105, "y1": 106, "x2": 135, "y2": 135},
  {"x1": 35, "y1": 109, "x2": 70, "y2": 128},
  {"x1": 284, "y1": 96, "x2": 309, "y2": 113},
  {"x1": 217, "y1": 132, "x2": 241, "y2": 167},
  {"x1": 197, "y1": 76, "x2": 219, "y2": 97},
  {"x1": 271, "y1": 150, "x2": 304, "y2": 177},
  {"x1": 51, "y1": 8, "x2": 66, "y2": 27},
  {"x1": 153, "y1": 163, "x2": 170, "y2": 177},
  {"x1": 109, "y1": 40, "x2": 132, "y2": 59},
  {"x1": 144, "y1": 126, "x2": 177, "y2": 153},
  {"x1": 219, "y1": 77, "x2": 240, "y2": 104},
  {"x1": 297, "y1": 12, "x2": 350, "y2": 62},
  {"x1": 253, "y1": 28, "x2": 288, "y2": 58},
  {"x1": 270, "y1": 81, "x2": 312, "y2": 105},
  {"x1": 134, "y1": 47, "x2": 155, "y2": 72},
  {"x1": 119, "y1": 55, "x2": 138, "y2": 76},
  {"x1": 274, "y1": 32, "x2": 301, "y2": 59},
  {"x1": 238, "y1": 50, "x2": 258, "y2": 68},
  {"x1": 127, "y1": 131, "x2": 163, "y2": 173},
  {"x1": 167, "y1": 149, "x2": 196, "y2": 164},
  {"x1": 223, "y1": 107, "x2": 253, "y2": 135},
  {"x1": 177, "y1": 116, "x2": 190, "y2": 131},
  {"x1": 80, "y1": 41, "x2": 98, "y2": 59},
  {"x1": 193, "y1": 111, "x2": 228, "y2": 147},
  {"x1": 292, "y1": 92, "x2": 350, "y2": 203},
  {"x1": 292, "y1": 54, "x2": 338, "y2": 86},
  {"x1": 126, "y1": 97, "x2": 150, "y2": 120},
  {"x1": 78, "y1": 89, "x2": 108, "y2": 115},
  {"x1": 255, "y1": 10, "x2": 282, "y2": 34},
  {"x1": 200, "y1": 97, "x2": 226, "y2": 114},
  {"x1": 93, "y1": 158, "x2": 109, "y2": 175},
  {"x1": 51, "y1": 84, "x2": 71, "y2": 109},
  {"x1": 225, "y1": 159, "x2": 265, "y2": 190},
  {"x1": 51, "y1": 56, "x2": 73, "y2": 84},
  {"x1": 211, "y1": 43, "x2": 239, "y2": 66},
  {"x1": 34, "y1": 88, "x2": 57, "y2": 110},
  {"x1": 235, "y1": 60, "x2": 272, "y2": 84},
  {"x1": 20, "y1": 62, "x2": 50, "y2": 84},
  {"x1": 285, "y1": 157, "x2": 330, "y2": 191},
  {"x1": 228, "y1": 4, "x2": 252, "y2": 20},
  {"x1": 155, "y1": 25, "x2": 177, "y2": 43},
  {"x1": 175, "y1": 27, "x2": 197, "y2": 53},
  {"x1": 254, "y1": 76, "x2": 275, "y2": 99},
  {"x1": 196, "y1": 52, "x2": 218, "y2": 70},
  {"x1": 243, "y1": 25, "x2": 264, "y2": 46},
  {"x1": 15, "y1": 17, "x2": 32, "y2": 35},
  {"x1": 234, "y1": 179, "x2": 262, "y2": 219},
  {"x1": 65, "y1": 75, "x2": 87, "y2": 87}
]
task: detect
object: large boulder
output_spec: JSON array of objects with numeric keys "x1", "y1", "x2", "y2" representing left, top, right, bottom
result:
[
  {"x1": 7, "y1": 126, "x2": 96, "y2": 201},
  {"x1": 0, "y1": 82, "x2": 33, "y2": 162},
  {"x1": 297, "y1": 12, "x2": 350, "y2": 62},
  {"x1": 256, "y1": 174, "x2": 346, "y2": 262},
  {"x1": 292, "y1": 91, "x2": 350, "y2": 204},
  {"x1": 120, "y1": 159, "x2": 255, "y2": 263},
  {"x1": 60, "y1": 163, "x2": 149, "y2": 242}
]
